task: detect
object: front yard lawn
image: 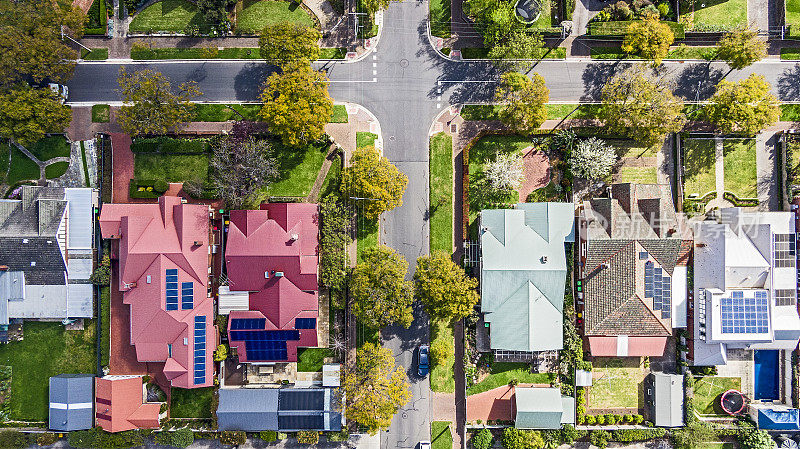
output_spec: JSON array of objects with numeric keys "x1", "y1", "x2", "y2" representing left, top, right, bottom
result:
[
  {"x1": 330, "y1": 104, "x2": 349, "y2": 123},
  {"x1": 92, "y1": 104, "x2": 110, "y2": 123},
  {"x1": 723, "y1": 138, "x2": 757, "y2": 198},
  {"x1": 683, "y1": 138, "x2": 717, "y2": 197},
  {"x1": 429, "y1": 133, "x2": 453, "y2": 254},
  {"x1": 693, "y1": 376, "x2": 741, "y2": 415},
  {"x1": 170, "y1": 386, "x2": 214, "y2": 418},
  {"x1": 236, "y1": 0, "x2": 315, "y2": 34},
  {"x1": 45, "y1": 161, "x2": 70, "y2": 179},
  {"x1": 589, "y1": 358, "x2": 645, "y2": 409},
  {"x1": 192, "y1": 103, "x2": 261, "y2": 121},
  {"x1": 0, "y1": 321, "x2": 96, "y2": 421},
  {"x1": 261, "y1": 141, "x2": 328, "y2": 198},
  {"x1": 28, "y1": 136, "x2": 70, "y2": 161},
  {"x1": 297, "y1": 348, "x2": 334, "y2": 372},
  {"x1": 134, "y1": 153, "x2": 209, "y2": 183},
  {"x1": 6, "y1": 147, "x2": 40, "y2": 186},
  {"x1": 431, "y1": 422, "x2": 453, "y2": 449},
  {"x1": 430, "y1": 319, "x2": 454, "y2": 393},
  {"x1": 679, "y1": 0, "x2": 746, "y2": 30},
  {"x1": 356, "y1": 132, "x2": 378, "y2": 149},
  {"x1": 615, "y1": 166, "x2": 658, "y2": 184},
  {"x1": 129, "y1": 0, "x2": 207, "y2": 33},
  {"x1": 612, "y1": 139, "x2": 659, "y2": 184},
  {"x1": 787, "y1": 0, "x2": 800, "y2": 36},
  {"x1": 467, "y1": 363, "x2": 554, "y2": 395}
]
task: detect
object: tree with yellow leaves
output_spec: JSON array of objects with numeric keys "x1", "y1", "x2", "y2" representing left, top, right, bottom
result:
[
  {"x1": 351, "y1": 246, "x2": 414, "y2": 329},
  {"x1": 414, "y1": 252, "x2": 479, "y2": 322},
  {"x1": 621, "y1": 16, "x2": 674, "y2": 65},
  {"x1": 340, "y1": 146, "x2": 408, "y2": 220}
]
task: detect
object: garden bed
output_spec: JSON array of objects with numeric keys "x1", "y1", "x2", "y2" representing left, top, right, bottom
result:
[{"x1": 588, "y1": 20, "x2": 684, "y2": 37}]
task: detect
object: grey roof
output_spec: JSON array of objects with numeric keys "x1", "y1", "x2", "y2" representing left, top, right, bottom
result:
[
  {"x1": 514, "y1": 387, "x2": 571, "y2": 429},
  {"x1": 217, "y1": 388, "x2": 341, "y2": 432},
  {"x1": 0, "y1": 187, "x2": 67, "y2": 238},
  {"x1": 64, "y1": 188, "x2": 94, "y2": 250},
  {"x1": 652, "y1": 373, "x2": 683, "y2": 427},
  {"x1": 0, "y1": 238, "x2": 66, "y2": 285},
  {"x1": 480, "y1": 203, "x2": 574, "y2": 352},
  {"x1": 49, "y1": 374, "x2": 94, "y2": 431}
]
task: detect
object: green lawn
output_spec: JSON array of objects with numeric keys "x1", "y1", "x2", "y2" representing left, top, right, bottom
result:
[
  {"x1": 0, "y1": 321, "x2": 96, "y2": 421},
  {"x1": 526, "y1": 181, "x2": 563, "y2": 202},
  {"x1": 683, "y1": 138, "x2": 717, "y2": 197},
  {"x1": 431, "y1": 422, "x2": 453, "y2": 449},
  {"x1": 616, "y1": 166, "x2": 658, "y2": 184},
  {"x1": 134, "y1": 153, "x2": 209, "y2": 183},
  {"x1": 722, "y1": 139, "x2": 757, "y2": 198},
  {"x1": 330, "y1": 104, "x2": 349, "y2": 123},
  {"x1": 356, "y1": 132, "x2": 378, "y2": 149},
  {"x1": 430, "y1": 0, "x2": 451, "y2": 38},
  {"x1": 320, "y1": 153, "x2": 342, "y2": 198},
  {"x1": 461, "y1": 103, "x2": 600, "y2": 121},
  {"x1": 6, "y1": 147, "x2": 40, "y2": 185},
  {"x1": 262, "y1": 141, "x2": 328, "y2": 198},
  {"x1": 782, "y1": 48, "x2": 800, "y2": 59},
  {"x1": 170, "y1": 386, "x2": 214, "y2": 418},
  {"x1": 192, "y1": 103, "x2": 261, "y2": 121},
  {"x1": 297, "y1": 348, "x2": 334, "y2": 372},
  {"x1": 45, "y1": 161, "x2": 70, "y2": 179},
  {"x1": 92, "y1": 104, "x2": 110, "y2": 123},
  {"x1": 319, "y1": 47, "x2": 347, "y2": 59},
  {"x1": 131, "y1": 47, "x2": 262, "y2": 60},
  {"x1": 430, "y1": 319, "x2": 454, "y2": 393},
  {"x1": 613, "y1": 140, "x2": 659, "y2": 183},
  {"x1": 129, "y1": 0, "x2": 207, "y2": 33},
  {"x1": 236, "y1": 0, "x2": 315, "y2": 34},
  {"x1": 788, "y1": 0, "x2": 800, "y2": 36},
  {"x1": 679, "y1": 0, "x2": 746, "y2": 30},
  {"x1": 693, "y1": 376, "x2": 741, "y2": 415},
  {"x1": 429, "y1": 133, "x2": 453, "y2": 254},
  {"x1": 591, "y1": 46, "x2": 718, "y2": 60},
  {"x1": 100, "y1": 287, "x2": 110, "y2": 366},
  {"x1": 83, "y1": 48, "x2": 109, "y2": 60},
  {"x1": 589, "y1": 358, "x2": 645, "y2": 409},
  {"x1": 467, "y1": 363, "x2": 554, "y2": 395},
  {"x1": 356, "y1": 216, "x2": 378, "y2": 262},
  {"x1": 28, "y1": 136, "x2": 70, "y2": 161}
]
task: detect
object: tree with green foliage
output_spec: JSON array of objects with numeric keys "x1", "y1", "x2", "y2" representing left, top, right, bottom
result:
[
  {"x1": 259, "y1": 22, "x2": 321, "y2": 66},
  {"x1": 621, "y1": 16, "x2": 674, "y2": 65},
  {"x1": 210, "y1": 136, "x2": 277, "y2": 209},
  {"x1": 260, "y1": 61, "x2": 333, "y2": 147},
  {"x1": 430, "y1": 338, "x2": 454, "y2": 366},
  {"x1": 0, "y1": 430, "x2": 28, "y2": 449},
  {"x1": 495, "y1": 72, "x2": 549, "y2": 135},
  {"x1": 738, "y1": 429, "x2": 774, "y2": 449},
  {"x1": 219, "y1": 431, "x2": 246, "y2": 446},
  {"x1": 153, "y1": 428, "x2": 194, "y2": 448},
  {"x1": 195, "y1": 0, "x2": 236, "y2": 30},
  {"x1": 361, "y1": 0, "x2": 402, "y2": 14},
  {"x1": 0, "y1": 0, "x2": 86, "y2": 86},
  {"x1": 704, "y1": 74, "x2": 779, "y2": 136},
  {"x1": 472, "y1": 428, "x2": 493, "y2": 449},
  {"x1": 487, "y1": 30, "x2": 545, "y2": 69},
  {"x1": 599, "y1": 65, "x2": 685, "y2": 147},
  {"x1": 716, "y1": 28, "x2": 766, "y2": 70},
  {"x1": 351, "y1": 246, "x2": 414, "y2": 328},
  {"x1": 465, "y1": 0, "x2": 524, "y2": 48},
  {"x1": 568, "y1": 138, "x2": 617, "y2": 181},
  {"x1": 341, "y1": 342, "x2": 411, "y2": 434},
  {"x1": 414, "y1": 252, "x2": 479, "y2": 322},
  {"x1": 502, "y1": 428, "x2": 545, "y2": 449},
  {"x1": 590, "y1": 430, "x2": 610, "y2": 449},
  {"x1": 0, "y1": 85, "x2": 71, "y2": 145},
  {"x1": 341, "y1": 146, "x2": 408, "y2": 219},
  {"x1": 213, "y1": 344, "x2": 228, "y2": 361},
  {"x1": 117, "y1": 68, "x2": 201, "y2": 137},
  {"x1": 671, "y1": 422, "x2": 715, "y2": 449},
  {"x1": 91, "y1": 255, "x2": 112, "y2": 285}
]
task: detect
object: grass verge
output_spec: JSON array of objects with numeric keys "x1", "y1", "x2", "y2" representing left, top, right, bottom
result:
[
  {"x1": 461, "y1": 103, "x2": 601, "y2": 121},
  {"x1": 430, "y1": 319, "x2": 455, "y2": 393},
  {"x1": 192, "y1": 103, "x2": 261, "y2": 121},
  {"x1": 83, "y1": 48, "x2": 109, "y2": 60},
  {"x1": 92, "y1": 104, "x2": 110, "y2": 123},
  {"x1": 356, "y1": 132, "x2": 378, "y2": 149},
  {"x1": 460, "y1": 47, "x2": 566, "y2": 59},
  {"x1": 330, "y1": 104, "x2": 349, "y2": 123},
  {"x1": 429, "y1": 133, "x2": 453, "y2": 254},
  {"x1": 319, "y1": 47, "x2": 347, "y2": 59},
  {"x1": 131, "y1": 47, "x2": 262, "y2": 60},
  {"x1": 431, "y1": 422, "x2": 453, "y2": 449}
]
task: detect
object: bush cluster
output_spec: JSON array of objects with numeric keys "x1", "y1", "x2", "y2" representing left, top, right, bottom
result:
[
  {"x1": 297, "y1": 430, "x2": 320, "y2": 445},
  {"x1": 590, "y1": 430, "x2": 610, "y2": 449},
  {"x1": 593, "y1": 0, "x2": 671, "y2": 22},
  {"x1": 472, "y1": 428, "x2": 493, "y2": 449},
  {"x1": 129, "y1": 179, "x2": 170, "y2": 199},
  {"x1": 85, "y1": 0, "x2": 108, "y2": 34},
  {"x1": 611, "y1": 429, "x2": 668, "y2": 442},
  {"x1": 578, "y1": 414, "x2": 644, "y2": 425},
  {"x1": 318, "y1": 194, "x2": 351, "y2": 307},
  {"x1": 68, "y1": 428, "x2": 145, "y2": 449},
  {"x1": 153, "y1": 428, "x2": 194, "y2": 448},
  {"x1": 218, "y1": 431, "x2": 246, "y2": 446},
  {"x1": 91, "y1": 255, "x2": 112, "y2": 285},
  {"x1": 258, "y1": 431, "x2": 277, "y2": 442},
  {"x1": 326, "y1": 429, "x2": 350, "y2": 442}
]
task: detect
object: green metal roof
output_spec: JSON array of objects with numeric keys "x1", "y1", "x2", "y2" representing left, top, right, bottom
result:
[{"x1": 514, "y1": 387, "x2": 573, "y2": 429}]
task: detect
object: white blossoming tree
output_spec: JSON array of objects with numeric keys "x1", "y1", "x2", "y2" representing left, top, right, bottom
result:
[
  {"x1": 568, "y1": 138, "x2": 617, "y2": 181},
  {"x1": 485, "y1": 151, "x2": 524, "y2": 191}
]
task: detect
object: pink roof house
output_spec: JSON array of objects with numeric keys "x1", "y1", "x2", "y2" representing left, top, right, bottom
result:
[
  {"x1": 224, "y1": 203, "x2": 319, "y2": 363},
  {"x1": 99, "y1": 196, "x2": 215, "y2": 389},
  {"x1": 95, "y1": 376, "x2": 161, "y2": 433}
]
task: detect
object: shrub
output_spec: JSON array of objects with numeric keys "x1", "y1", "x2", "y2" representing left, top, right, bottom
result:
[
  {"x1": 153, "y1": 179, "x2": 169, "y2": 193},
  {"x1": 590, "y1": 430, "x2": 610, "y2": 449},
  {"x1": 604, "y1": 413, "x2": 615, "y2": 424},
  {"x1": 612, "y1": 429, "x2": 667, "y2": 442},
  {"x1": 327, "y1": 430, "x2": 349, "y2": 442},
  {"x1": 656, "y1": 1, "x2": 670, "y2": 17},
  {"x1": 577, "y1": 415, "x2": 586, "y2": 424},
  {"x1": 91, "y1": 255, "x2": 112, "y2": 285},
  {"x1": 585, "y1": 415, "x2": 596, "y2": 425},
  {"x1": 473, "y1": 428, "x2": 493, "y2": 449},
  {"x1": 560, "y1": 425, "x2": 579, "y2": 444},
  {"x1": 595, "y1": 414, "x2": 605, "y2": 425},
  {"x1": 213, "y1": 344, "x2": 228, "y2": 362},
  {"x1": 0, "y1": 431, "x2": 28, "y2": 449},
  {"x1": 68, "y1": 428, "x2": 145, "y2": 449},
  {"x1": 153, "y1": 429, "x2": 194, "y2": 448},
  {"x1": 37, "y1": 433, "x2": 59, "y2": 446},
  {"x1": 219, "y1": 431, "x2": 246, "y2": 446},
  {"x1": 297, "y1": 430, "x2": 319, "y2": 445},
  {"x1": 258, "y1": 431, "x2": 278, "y2": 442}
]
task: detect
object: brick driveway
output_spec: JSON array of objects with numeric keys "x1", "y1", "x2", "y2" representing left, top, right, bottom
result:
[{"x1": 466, "y1": 386, "x2": 516, "y2": 423}]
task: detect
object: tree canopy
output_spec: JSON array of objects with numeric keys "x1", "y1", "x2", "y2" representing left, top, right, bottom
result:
[
  {"x1": 414, "y1": 252, "x2": 479, "y2": 322},
  {"x1": 351, "y1": 246, "x2": 414, "y2": 329},
  {"x1": 341, "y1": 342, "x2": 411, "y2": 434},
  {"x1": 487, "y1": 30, "x2": 545, "y2": 69},
  {"x1": 340, "y1": 146, "x2": 408, "y2": 220},
  {"x1": 195, "y1": 0, "x2": 236, "y2": 30},
  {"x1": 259, "y1": 22, "x2": 321, "y2": 66},
  {"x1": 0, "y1": 85, "x2": 71, "y2": 145},
  {"x1": 704, "y1": 74, "x2": 779, "y2": 135},
  {"x1": 117, "y1": 68, "x2": 201, "y2": 136},
  {"x1": 210, "y1": 136, "x2": 278, "y2": 209},
  {"x1": 0, "y1": 0, "x2": 85, "y2": 86},
  {"x1": 599, "y1": 65, "x2": 685, "y2": 147},
  {"x1": 568, "y1": 138, "x2": 617, "y2": 181},
  {"x1": 464, "y1": 0, "x2": 524, "y2": 48},
  {"x1": 716, "y1": 28, "x2": 766, "y2": 70},
  {"x1": 362, "y1": 0, "x2": 402, "y2": 14},
  {"x1": 259, "y1": 61, "x2": 333, "y2": 147},
  {"x1": 495, "y1": 72, "x2": 549, "y2": 135},
  {"x1": 621, "y1": 16, "x2": 675, "y2": 65}
]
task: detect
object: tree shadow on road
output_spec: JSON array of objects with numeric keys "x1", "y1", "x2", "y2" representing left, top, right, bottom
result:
[
  {"x1": 233, "y1": 63, "x2": 280, "y2": 102},
  {"x1": 777, "y1": 64, "x2": 800, "y2": 101},
  {"x1": 670, "y1": 63, "x2": 725, "y2": 101},
  {"x1": 580, "y1": 61, "x2": 622, "y2": 101}
]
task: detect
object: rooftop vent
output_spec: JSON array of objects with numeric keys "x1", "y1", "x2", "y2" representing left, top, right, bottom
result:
[
  {"x1": 601, "y1": 262, "x2": 610, "y2": 269},
  {"x1": 30, "y1": 262, "x2": 35, "y2": 267},
  {"x1": 290, "y1": 234, "x2": 299, "y2": 241},
  {"x1": 275, "y1": 271, "x2": 284, "y2": 277},
  {"x1": 264, "y1": 271, "x2": 270, "y2": 279},
  {"x1": 540, "y1": 256, "x2": 548, "y2": 263},
  {"x1": 696, "y1": 243, "x2": 707, "y2": 248},
  {"x1": 0, "y1": 265, "x2": 7, "y2": 271},
  {"x1": 22, "y1": 239, "x2": 28, "y2": 244},
  {"x1": 146, "y1": 275, "x2": 152, "y2": 284},
  {"x1": 47, "y1": 240, "x2": 52, "y2": 244},
  {"x1": 193, "y1": 240, "x2": 203, "y2": 246}
]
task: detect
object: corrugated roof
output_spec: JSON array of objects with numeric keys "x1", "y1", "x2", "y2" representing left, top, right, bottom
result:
[
  {"x1": 49, "y1": 374, "x2": 94, "y2": 431},
  {"x1": 653, "y1": 373, "x2": 683, "y2": 427},
  {"x1": 64, "y1": 188, "x2": 94, "y2": 250},
  {"x1": 217, "y1": 388, "x2": 341, "y2": 432},
  {"x1": 514, "y1": 387, "x2": 566, "y2": 429}
]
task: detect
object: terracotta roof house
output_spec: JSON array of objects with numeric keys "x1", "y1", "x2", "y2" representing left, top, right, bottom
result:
[
  {"x1": 579, "y1": 183, "x2": 692, "y2": 357},
  {"x1": 223, "y1": 204, "x2": 319, "y2": 363},
  {"x1": 49, "y1": 374, "x2": 94, "y2": 431},
  {"x1": 95, "y1": 375, "x2": 161, "y2": 433},
  {"x1": 0, "y1": 187, "x2": 96, "y2": 335},
  {"x1": 99, "y1": 196, "x2": 215, "y2": 389}
]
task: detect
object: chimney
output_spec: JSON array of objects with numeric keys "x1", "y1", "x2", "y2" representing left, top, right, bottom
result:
[
  {"x1": 696, "y1": 243, "x2": 706, "y2": 248},
  {"x1": 601, "y1": 262, "x2": 610, "y2": 269}
]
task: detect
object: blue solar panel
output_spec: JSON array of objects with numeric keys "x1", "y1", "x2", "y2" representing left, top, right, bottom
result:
[
  {"x1": 229, "y1": 329, "x2": 301, "y2": 361},
  {"x1": 230, "y1": 318, "x2": 267, "y2": 330},
  {"x1": 194, "y1": 316, "x2": 206, "y2": 385},
  {"x1": 644, "y1": 262, "x2": 654, "y2": 298},
  {"x1": 295, "y1": 318, "x2": 316, "y2": 329},
  {"x1": 181, "y1": 282, "x2": 193, "y2": 310},
  {"x1": 166, "y1": 269, "x2": 178, "y2": 311},
  {"x1": 721, "y1": 293, "x2": 769, "y2": 334},
  {"x1": 639, "y1": 252, "x2": 649, "y2": 260}
]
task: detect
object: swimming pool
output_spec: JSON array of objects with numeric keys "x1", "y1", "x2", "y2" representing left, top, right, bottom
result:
[{"x1": 754, "y1": 350, "x2": 780, "y2": 401}]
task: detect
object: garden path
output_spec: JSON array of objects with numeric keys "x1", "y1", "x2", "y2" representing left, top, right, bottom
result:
[
  {"x1": 10, "y1": 140, "x2": 71, "y2": 186},
  {"x1": 755, "y1": 130, "x2": 780, "y2": 210},
  {"x1": 306, "y1": 144, "x2": 339, "y2": 202},
  {"x1": 706, "y1": 137, "x2": 733, "y2": 209}
]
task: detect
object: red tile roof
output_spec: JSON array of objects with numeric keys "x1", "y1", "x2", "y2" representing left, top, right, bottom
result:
[
  {"x1": 588, "y1": 336, "x2": 668, "y2": 357},
  {"x1": 99, "y1": 196, "x2": 215, "y2": 389},
  {"x1": 225, "y1": 204, "x2": 319, "y2": 362},
  {"x1": 95, "y1": 376, "x2": 160, "y2": 433}
]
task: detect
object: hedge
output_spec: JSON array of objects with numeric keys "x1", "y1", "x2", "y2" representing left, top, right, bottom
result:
[
  {"x1": 611, "y1": 429, "x2": 668, "y2": 442},
  {"x1": 131, "y1": 137, "x2": 211, "y2": 154},
  {"x1": 588, "y1": 20, "x2": 685, "y2": 38},
  {"x1": 85, "y1": 0, "x2": 108, "y2": 35},
  {"x1": 723, "y1": 191, "x2": 759, "y2": 207},
  {"x1": 129, "y1": 179, "x2": 169, "y2": 199},
  {"x1": 153, "y1": 429, "x2": 194, "y2": 448},
  {"x1": 68, "y1": 428, "x2": 145, "y2": 449}
]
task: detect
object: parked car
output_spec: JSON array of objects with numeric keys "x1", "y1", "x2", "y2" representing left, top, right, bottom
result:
[
  {"x1": 48, "y1": 83, "x2": 68, "y2": 103},
  {"x1": 418, "y1": 344, "x2": 430, "y2": 377},
  {"x1": 418, "y1": 441, "x2": 431, "y2": 449}
]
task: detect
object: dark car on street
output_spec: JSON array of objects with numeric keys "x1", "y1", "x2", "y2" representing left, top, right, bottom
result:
[{"x1": 418, "y1": 344, "x2": 430, "y2": 377}]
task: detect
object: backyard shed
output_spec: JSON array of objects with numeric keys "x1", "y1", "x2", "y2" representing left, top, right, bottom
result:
[
  {"x1": 651, "y1": 373, "x2": 684, "y2": 427},
  {"x1": 49, "y1": 374, "x2": 94, "y2": 431},
  {"x1": 514, "y1": 387, "x2": 575, "y2": 429}
]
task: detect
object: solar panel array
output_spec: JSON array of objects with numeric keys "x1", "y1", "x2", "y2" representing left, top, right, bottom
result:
[
  {"x1": 194, "y1": 316, "x2": 206, "y2": 385},
  {"x1": 721, "y1": 291, "x2": 769, "y2": 334},
  {"x1": 181, "y1": 282, "x2": 193, "y2": 310},
  {"x1": 230, "y1": 318, "x2": 267, "y2": 330},
  {"x1": 644, "y1": 261, "x2": 671, "y2": 318},
  {"x1": 295, "y1": 318, "x2": 316, "y2": 329},
  {"x1": 166, "y1": 269, "x2": 178, "y2": 311},
  {"x1": 230, "y1": 330, "x2": 301, "y2": 361}
]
